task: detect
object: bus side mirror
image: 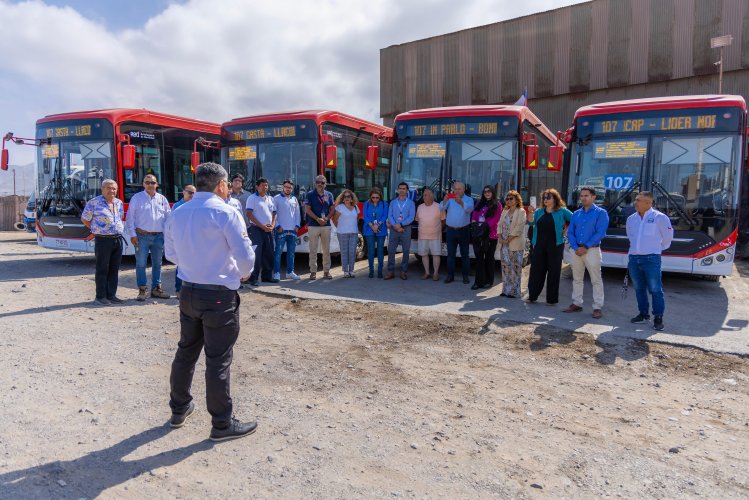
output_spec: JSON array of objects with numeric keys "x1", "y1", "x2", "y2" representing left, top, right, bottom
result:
[
  {"x1": 524, "y1": 145, "x2": 539, "y2": 170},
  {"x1": 1, "y1": 149, "x2": 8, "y2": 171},
  {"x1": 122, "y1": 145, "x2": 136, "y2": 169},
  {"x1": 325, "y1": 144, "x2": 338, "y2": 169},
  {"x1": 547, "y1": 146, "x2": 563, "y2": 172},
  {"x1": 365, "y1": 145, "x2": 378, "y2": 170},
  {"x1": 191, "y1": 151, "x2": 201, "y2": 173}
]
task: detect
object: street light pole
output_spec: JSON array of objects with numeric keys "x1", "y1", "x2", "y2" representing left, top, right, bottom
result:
[
  {"x1": 711, "y1": 35, "x2": 733, "y2": 94},
  {"x1": 12, "y1": 168, "x2": 16, "y2": 196}
]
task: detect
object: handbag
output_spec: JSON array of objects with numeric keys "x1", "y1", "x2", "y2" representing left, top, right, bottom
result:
[{"x1": 470, "y1": 221, "x2": 489, "y2": 240}]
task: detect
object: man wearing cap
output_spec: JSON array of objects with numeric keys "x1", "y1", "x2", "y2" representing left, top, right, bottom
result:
[
  {"x1": 164, "y1": 162, "x2": 257, "y2": 442},
  {"x1": 125, "y1": 174, "x2": 172, "y2": 301}
]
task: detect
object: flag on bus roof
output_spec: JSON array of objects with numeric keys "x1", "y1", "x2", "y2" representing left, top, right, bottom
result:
[{"x1": 514, "y1": 87, "x2": 528, "y2": 107}]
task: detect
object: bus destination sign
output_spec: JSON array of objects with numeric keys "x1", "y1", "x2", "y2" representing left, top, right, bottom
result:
[
  {"x1": 229, "y1": 146, "x2": 257, "y2": 161},
  {"x1": 407, "y1": 143, "x2": 446, "y2": 158},
  {"x1": 232, "y1": 126, "x2": 298, "y2": 141},
  {"x1": 44, "y1": 125, "x2": 92, "y2": 138},
  {"x1": 406, "y1": 122, "x2": 500, "y2": 137},
  {"x1": 593, "y1": 114, "x2": 718, "y2": 134}
]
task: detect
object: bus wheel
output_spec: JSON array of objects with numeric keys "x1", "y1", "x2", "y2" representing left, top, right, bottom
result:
[
  {"x1": 703, "y1": 275, "x2": 721, "y2": 282},
  {"x1": 355, "y1": 233, "x2": 367, "y2": 261}
]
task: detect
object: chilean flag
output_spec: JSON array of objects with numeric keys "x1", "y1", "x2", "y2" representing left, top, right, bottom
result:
[{"x1": 513, "y1": 87, "x2": 528, "y2": 106}]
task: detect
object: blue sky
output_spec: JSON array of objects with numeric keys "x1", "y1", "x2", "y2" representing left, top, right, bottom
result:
[{"x1": 0, "y1": 0, "x2": 587, "y2": 193}]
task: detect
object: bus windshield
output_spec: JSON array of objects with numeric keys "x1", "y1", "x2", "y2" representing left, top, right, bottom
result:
[
  {"x1": 568, "y1": 133, "x2": 742, "y2": 240},
  {"x1": 36, "y1": 119, "x2": 114, "y2": 215},
  {"x1": 393, "y1": 138, "x2": 517, "y2": 200}
]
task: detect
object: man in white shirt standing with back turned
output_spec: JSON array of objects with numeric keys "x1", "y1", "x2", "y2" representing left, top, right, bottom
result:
[
  {"x1": 626, "y1": 191, "x2": 674, "y2": 331},
  {"x1": 164, "y1": 162, "x2": 257, "y2": 442}
]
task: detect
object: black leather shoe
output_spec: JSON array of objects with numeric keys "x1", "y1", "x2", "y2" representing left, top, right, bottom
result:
[
  {"x1": 471, "y1": 284, "x2": 481, "y2": 290},
  {"x1": 462, "y1": 276, "x2": 470, "y2": 284},
  {"x1": 444, "y1": 276, "x2": 454, "y2": 283},
  {"x1": 249, "y1": 280, "x2": 259, "y2": 286},
  {"x1": 107, "y1": 296, "x2": 125, "y2": 304},
  {"x1": 170, "y1": 401, "x2": 195, "y2": 428},
  {"x1": 210, "y1": 418, "x2": 258, "y2": 442}
]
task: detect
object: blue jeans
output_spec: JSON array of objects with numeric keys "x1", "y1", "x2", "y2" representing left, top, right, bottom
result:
[
  {"x1": 274, "y1": 231, "x2": 297, "y2": 275},
  {"x1": 446, "y1": 227, "x2": 470, "y2": 278},
  {"x1": 628, "y1": 254, "x2": 665, "y2": 317},
  {"x1": 135, "y1": 233, "x2": 163, "y2": 287},
  {"x1": 366, "y1": 235, "x2": 386, "y2": 274}
]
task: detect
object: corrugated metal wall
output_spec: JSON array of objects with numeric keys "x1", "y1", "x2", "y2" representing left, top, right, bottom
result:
[
  {"x1": 380, "y1": 0, "x2": 749, "y2": 131},
  {"x1": 0, "y1": 195, "x2": 29, "y2": 231}
]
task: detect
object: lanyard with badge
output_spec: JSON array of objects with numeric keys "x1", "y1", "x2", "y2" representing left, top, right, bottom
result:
[
  {"x1": 396, "y1": 199, "x2": 407, "y2": 222},
  {"x1": 318, "y1": 193, "x2": 329, "y2": 218}
]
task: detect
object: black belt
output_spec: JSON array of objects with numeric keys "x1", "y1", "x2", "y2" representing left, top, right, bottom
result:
[
  {"x1": 135, "y1": 229, "x2": 163, "y2": 235},
  {"x1": 182, "y1": 281, "x2": 231, "y2": 291},
  {"x1": 447, "y1": 225, "x2": 468, "y2": 230},
  {"x1": 94, "y1": 234, "x2": 121, "y2": 239}
]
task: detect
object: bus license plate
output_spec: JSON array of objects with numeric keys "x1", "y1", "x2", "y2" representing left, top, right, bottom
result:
[{"x1": 55, "y1": 239, "x2": 69, "y2": 248}]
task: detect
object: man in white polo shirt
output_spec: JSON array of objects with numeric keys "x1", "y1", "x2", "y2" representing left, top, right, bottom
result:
[{"x1": 245, "y1": 177, "x2": 278, "y2": 286}]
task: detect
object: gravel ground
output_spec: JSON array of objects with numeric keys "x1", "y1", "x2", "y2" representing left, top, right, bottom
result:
[{"x1": 0, "y1": 232, "x2": 748, "y2": 499}]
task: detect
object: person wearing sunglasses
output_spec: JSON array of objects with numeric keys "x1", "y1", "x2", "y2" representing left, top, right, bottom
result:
[
  {"x1": 332, "y1": 189, "x2": 361, "y2": 278},
  {"x1": 125, "y1": 173, "x2": 172, "y2": 301},
  {"x1": 470, "y1": 185, "x2": 502, "y2": 290},
  {"x1": 440, "y1": 181, "x2": 475, "y2": 284},
  {"x1": 526, "y1": 188, "x2": 573, "y2": 305},
  {"x1": 496, "y1": 190, "x2": 526, "y2": 298},
  {"x1": 304, "y1": 175, "x2": 335, "y2": 280},
  {"x1": 362, "y1": 187, "x2": 388, "y2": 278}
]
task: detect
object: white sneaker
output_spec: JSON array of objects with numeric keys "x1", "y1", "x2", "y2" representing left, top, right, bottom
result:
[
  {"x1": 287, "y1": 272, "x2": 301, "y2": 281},
  {"x1": 272, "y1": 272, "x2": 281, "y2": 281},
  {"x1": 343, "y1": 272, "x2": 350, "y2": 278}
]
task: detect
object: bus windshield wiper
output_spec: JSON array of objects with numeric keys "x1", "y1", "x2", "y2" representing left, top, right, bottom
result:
[
  {"x1": 651, "y1": 180, "x2": 697, "y2": 227},
  {"x1": 606, "y1": 180, "x2": 640, "y2": 216}
]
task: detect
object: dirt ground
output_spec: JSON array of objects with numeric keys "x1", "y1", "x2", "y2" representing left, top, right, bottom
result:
[{"x1": 1, "y1": 232, "x2": 748, "y2": 499}]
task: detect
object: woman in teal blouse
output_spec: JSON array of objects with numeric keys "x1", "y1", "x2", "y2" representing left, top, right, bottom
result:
[{"x1": 525, "y1": 188, "x2": 573, "y2": 304}]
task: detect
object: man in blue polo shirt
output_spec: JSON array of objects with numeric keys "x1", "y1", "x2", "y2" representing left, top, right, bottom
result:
[
  {"x1": 304, "y1": 175, "x2": 335, "y2": 280},
  {"x1": 384, "y1": 182, "x2": 416, "y2": 280},
  {"x1": 440, "y1": 181, "x2": 474, "y2": 284},
  {"x1": 563, "y1": 186, "x2": 609, "y2": 319}
]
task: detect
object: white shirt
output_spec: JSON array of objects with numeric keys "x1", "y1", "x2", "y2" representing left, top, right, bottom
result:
[
  {"x1": 335, "y1": 204, "x2": 360, "y2": 234},
  {"x1": 125, "y1": 190, "x2": 171, "y2": 237},
  {"x1": 626, "y1": 207, "x2": 674, "y2": 255},
  {"x1": 165, "y1": 192, "x2": 255, "y2": 290},
  {"x1": 245, "y1": 192, "x2": 276, "y2": 226},
  {"x1": 226, "y1": 196, "x2": 244, "y2": 218},
  {"x1": 273, "y1": 193, "x2": 301, "y2": 231}
]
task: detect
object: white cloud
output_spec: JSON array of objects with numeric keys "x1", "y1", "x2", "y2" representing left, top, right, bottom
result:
[{"x1": 0, "y1": 0, "x2": 585, "y2": 168}]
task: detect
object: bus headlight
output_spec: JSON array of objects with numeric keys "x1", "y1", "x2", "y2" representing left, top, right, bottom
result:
[
  {"x1": 701, "y1": 257, "x2": 713, "y2": 266},
  {"x1": 716, "y1": 254, "x2": 726, "y2": 262}
]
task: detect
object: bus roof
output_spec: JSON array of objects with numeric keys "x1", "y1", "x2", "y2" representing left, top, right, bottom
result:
[
  {"x1": 575, "y1": 95, "x2": 747, "y2": 118},
  {"x1": 223, "y1": 110, "x2": 391, "y2": 137},
  {"x1": 37, "y1": 108, "x2": 220, "y2": 134},
  {"x1": 394, "y1": 105, "x2": 559, "y2": 143}
]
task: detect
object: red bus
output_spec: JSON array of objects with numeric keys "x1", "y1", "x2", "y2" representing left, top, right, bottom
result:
[
  {"x1": 562, "y1": 95, "x2": 747, "y2": 279},
  {"x1": 220, "y1": 110, "x2": 392, "y2": 256},
  {"x1": 390, "y1": 105, "x2": 564, "y2": 255},
  {"x1": 2, "y1": 109, "x2": 220, "y2": 255}
]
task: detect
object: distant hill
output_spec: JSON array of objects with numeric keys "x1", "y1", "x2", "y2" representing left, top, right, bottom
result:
[{"x1": 0, "y1": 163, "x2": 36, "y2": 196}]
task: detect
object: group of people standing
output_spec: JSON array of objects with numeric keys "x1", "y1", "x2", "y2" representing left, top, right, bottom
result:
[{"x1": 78, "y1": 162, "x2": 675, "y2": 443}]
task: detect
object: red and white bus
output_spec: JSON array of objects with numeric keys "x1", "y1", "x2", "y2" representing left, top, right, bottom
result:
[
  {"x1": 561, "y1": 95, "x2": 747, "y2": 279},
  {"x1": 2, "y1": 109, "x2": 221, "y2": 255},
  {"x1": 390, "y1": 105, "x2": 565, "y2": 255},
  {"x1": 220, "y1": 110, "x2": 392, "y2": 256}
]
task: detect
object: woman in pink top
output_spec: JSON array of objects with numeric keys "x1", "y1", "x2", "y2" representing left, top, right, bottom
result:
[
  {"x1": 415, "y1": 187, "x2": 444, "y2": 281},
  {"x1": 470, "y1": 185, "x2": 502, "y2": 289}
]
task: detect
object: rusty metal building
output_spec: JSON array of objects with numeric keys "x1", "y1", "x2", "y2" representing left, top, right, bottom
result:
[{"x1": 380, "y1": 0, "x2": 749, "y2": 132}]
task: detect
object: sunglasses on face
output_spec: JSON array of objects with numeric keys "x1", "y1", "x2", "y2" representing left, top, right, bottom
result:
[
  {"x1": 316, "y1": 181, "x2": 326, "y2": 185},
  {"x1": 371, "y1": 196, "x2": 380, "y2": 200},
  {"x1": 505, "y1": 197, "x2": 515, "y2": 201},
  {"x1": 543, "y1": 195, "x2": 553, "y2": 200},
  {"x1": 344, "y1": 195, "x2": 353, "y2": 199},
  {"x1": 145, "y1": 181, "x2": 157, "y2": 185},
  {"x1": 184, "y1": 191, "x2": 195, "y2": 195}
]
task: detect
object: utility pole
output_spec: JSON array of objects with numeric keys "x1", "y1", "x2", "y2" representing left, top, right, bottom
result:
[
  {"x1": 12, "y1": 168, "x2": 16, "y2": 196},
  {"x1": 711, "y1": 35, "x2": 733, "y2": 94}
]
